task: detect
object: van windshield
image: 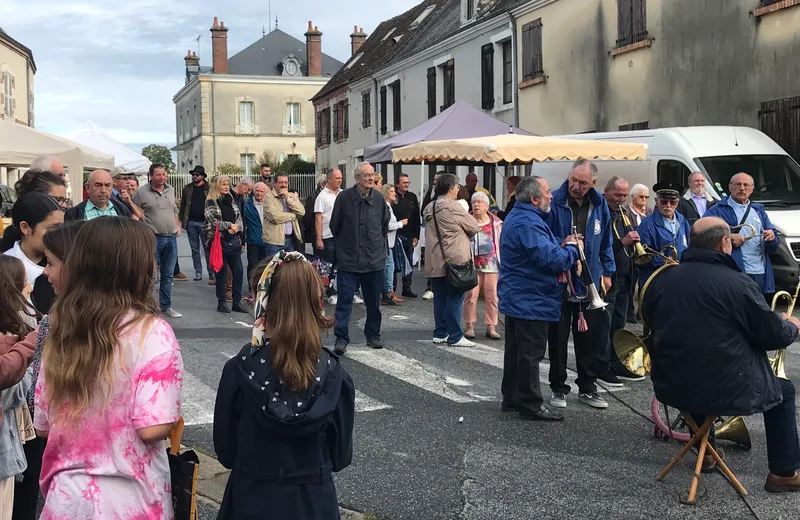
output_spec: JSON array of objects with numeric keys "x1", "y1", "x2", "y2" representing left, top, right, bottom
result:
[{"x1": 696, "y1": 155, "x2": 800, "y2": 207}]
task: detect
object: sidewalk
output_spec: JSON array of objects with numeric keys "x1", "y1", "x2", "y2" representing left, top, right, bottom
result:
[{"x1": 191, "y1": 446, "x2": 367, "y2": 520}]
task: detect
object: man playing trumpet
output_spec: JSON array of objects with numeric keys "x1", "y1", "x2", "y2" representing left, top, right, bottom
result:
[
  {"x1": 706, "y1": 172, "x2": 780, "y2": 300},
  {"x1": 636, "y1": 182, "x2": 691, "y2": 289}
]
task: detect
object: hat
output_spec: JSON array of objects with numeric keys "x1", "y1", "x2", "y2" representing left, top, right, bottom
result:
[
  {"x1": 111, "y1": 167, "x2": 134, "y2": 179},
  {"x1": 189, "y1": 165, "x2": 207, "y2": 178},
  {"x1": 653, "y1": 181, "x2": 682, "y2": 200}
]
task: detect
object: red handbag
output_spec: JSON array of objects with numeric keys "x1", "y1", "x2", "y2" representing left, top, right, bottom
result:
[{"x1": 209, "y1": 223, "x2": 223, "y2": 273}]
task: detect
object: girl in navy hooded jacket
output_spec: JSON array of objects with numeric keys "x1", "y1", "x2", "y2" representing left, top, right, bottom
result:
[{"x1": 214, "y1": 251, "x2": 355, "y2": 520}]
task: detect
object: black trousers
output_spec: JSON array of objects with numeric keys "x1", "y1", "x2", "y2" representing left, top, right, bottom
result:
[
  {"x1": 548, "y1": 301, "x2": 600, "y2": 395},
  {"x1": 12, "y1": 435, "x2": 46, "y2": 520},
  {"x1": 246, "y1": 244, "x2": 268, "y2": 291},
  {"x1": 501, "y1": 317, "x2": 549, "y2": 412}
]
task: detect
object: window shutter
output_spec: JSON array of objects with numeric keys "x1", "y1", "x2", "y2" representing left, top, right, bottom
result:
[
  {"x1": 481, "y1": 44, "x2": 494, "y2": 110},
  {"x1": 332, "y1": 103, "x2": 339, "y2": 141},
  {"x1": 532, "y1": 20, "x2": 543, "y2": 79},
  {"x1": 380, "y1": 86, "x2": 387, "y2": 135},
  {"x1": 316, "y1": 111, "x2": 321, "y2": 147},
  {"x1": 427, "y1": 67, "x2": 437, "y2": 118},
  {"x1": 326, "y1": 108, "x2": 332, "y2": 144},
  {"x1": 392, "y1": 81, "x2": 401, "y2": 131},
  {"x1": 521, "y1": 23, "x2": 532, "y2": 81},
  {"x1": 632, "y1": 0, "x2": 647, "y2": 44},
  {"x1": 344, "y1": 101, "x2": 350, "y2": 139},
  {"x1": 617, "y1": 0, "x2": 632, "y2": 47}
]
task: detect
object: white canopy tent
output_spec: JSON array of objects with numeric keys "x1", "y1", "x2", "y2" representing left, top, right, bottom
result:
[{"x1": 66, "y1": 120, "x2": 151, "y2": 174}]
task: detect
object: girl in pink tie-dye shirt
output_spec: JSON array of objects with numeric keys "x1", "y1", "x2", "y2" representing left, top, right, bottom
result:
[{"x1": 32, "y1": 217, "x2": 183, "y2": 520}]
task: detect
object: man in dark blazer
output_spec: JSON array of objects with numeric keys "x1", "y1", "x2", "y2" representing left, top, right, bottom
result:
[
  {"x1": 64, "y1": 169, "x2": 132, "y2": 221},
  {"x1": 678, "y1": 171, "x2": 716, "y2": 226}
]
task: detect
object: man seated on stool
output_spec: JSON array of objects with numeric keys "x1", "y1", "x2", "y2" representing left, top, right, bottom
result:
[{"x1": 642, "y1": 217, "x2": 800, "y2": 492}]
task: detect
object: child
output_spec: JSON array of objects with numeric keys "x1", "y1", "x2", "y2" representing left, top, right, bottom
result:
[{"x1": 214, "y1": 251, "x2": 355, "y2": 520}]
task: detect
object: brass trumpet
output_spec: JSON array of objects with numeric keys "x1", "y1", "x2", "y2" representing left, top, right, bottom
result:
[
  {"x1": 612, "y1": 209, "x2": 652, "y2": 265},
  {"x1": 571, "y1": 225, "x2": 608, "y2": 310},
  {"x1": 769, "y1": 279, "x2": 799, "y2": 381},
  {"x1": 731, "y1": 223, "x2": 758, "y2": 242}
]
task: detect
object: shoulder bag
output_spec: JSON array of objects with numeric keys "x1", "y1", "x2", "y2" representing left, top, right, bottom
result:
[{"x1": 432, "y1": 202, "x2": 478, "y2": 293}]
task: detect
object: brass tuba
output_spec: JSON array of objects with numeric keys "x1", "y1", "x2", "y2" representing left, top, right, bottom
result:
[
  {"x1": 715, "y1": 416, "x2": 752, "y2": 450},
  {"x1": 613, "y1": 329, "x2": 650, "y2": 376},
  {"x1": 769, "y1": 279, "x2": 799, "y2": 381}
]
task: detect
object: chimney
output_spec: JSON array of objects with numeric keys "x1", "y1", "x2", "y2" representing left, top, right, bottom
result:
[
  {"x1": 210, "y1": 16, "x2": 229, "y2": 74},
  {"x1": 184, "y1": 50, "x2": 200, "y2": 67},
  {"x1": 305, "y1": 21, "x2": 323, "y2": 77},
  {"x1": 350, "y1": 26, "x2": 367, "y2": 56}
]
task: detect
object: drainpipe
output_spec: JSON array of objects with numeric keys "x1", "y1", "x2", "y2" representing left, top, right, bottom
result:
[
  {"x1": 508, "y1": 11, "x2": 519, "y2": 129},
  {"x1": 210, "y1": 79, "x2": 217, "y2": 170},
  {"x1": 373, "y1": 76, "x2": 380, "y2": 143}
]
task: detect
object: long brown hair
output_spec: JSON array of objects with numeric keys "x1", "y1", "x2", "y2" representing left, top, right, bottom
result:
[
  {"x1": 0, "y1": 256, "x2": 35, "y2": 336},
  {"x1": 44, "y1": 216, "x2": 160, "y2": 425},
  {"x1": 264, "y1": 260, "x2": 333, "y2": 391}
]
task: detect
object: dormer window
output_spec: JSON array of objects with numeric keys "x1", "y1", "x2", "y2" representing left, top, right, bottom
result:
[
  {"x1": 462, "y1": 0, "x2": 476, "y2": 23},
  {"x1": 281, "y1": 55, "x2": 301, "y2": 77}
]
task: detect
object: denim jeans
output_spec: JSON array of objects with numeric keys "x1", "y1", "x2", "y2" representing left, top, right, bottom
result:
[
  {"x1": 384, "y1": 246, "x2": 395, "y2": 295},
  {"x1": 334, "y1": 270, "x2": 383, "y2": 344},
  {"x1": 186, "y1": 220, "x2": 212, "y2": 278},
  {"x1": 217, "y1": 251, "x2": 243, "y2": 305},
  {"x1": 596, "y1": 275, "x2": 630, "y2": 374},
  {"x1": 155, "y1": 235, "x2": 178, "y2": 311},
  {"x1": 264, "y1": 236, "x2": 295, "y2": 259},
  {"x1": 431, "y1": 277, "x2": 466, "y2": 344}
]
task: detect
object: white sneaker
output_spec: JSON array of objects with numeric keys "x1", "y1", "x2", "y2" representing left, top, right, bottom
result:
[
  {"x1": 353, "y1": 295, "x2": 364, "y2": 304},
  {"x1": 422, "y1": 290, "x2": 434, "y2": 300},
  {"x1": 432, "y1": 336, "x2": 448, "y2": 344},
  {"x1": 550, "y1": 392, "x2": 567, "y2": 408},
  {"x1": 449, "y1": 337, "x2": 475, "y2": 347},
  {"x1": 163, "y1": 308, "x2": 182, "y2": 318},
  {"x1": 327, "y1": 295, "x2": 338, "y2": 305}
]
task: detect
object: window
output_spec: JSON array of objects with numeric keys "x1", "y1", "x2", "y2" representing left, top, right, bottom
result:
[
  {"x1": 240, "y1": 154, "x2": 256, "y2": 176},
  {"x1": 237, "y1": 101, "x2": 256, "y2": 134},
  {"x1": 466, "y1": 0, "x2": 474, "y2": 20},
  {"x1": 521, "y1": 19, "x2": 544, "y2": 82},
  {"x1": 481, "y1": 44, "x2": 494, "y2": 110},
  {"x1": 391, "y1": 80, "x2": 401, "y2": 131},
  {"x1": 616, "y1": 0, "x2": 648, "y2": 48},
  {"x1": 502, "y1": 41, "x2": 513, "y2": 105},
  {"x1": 333, "y1": 103, "x2": 339, "y2": 141},
  {"x1": 344, "y1": 101, "x2": 349, "y2": 139},
  {"x1": 286, "y1": 103, "x2": 301, "y2": 126},
  {"x1": 657, "y1": 159, "x2": 690, "y2": 186},
  {"x1": 619, "y1": 121, "x2": 649, "y2": 131},
  {"x1": 362, "y1": 91, "x2": 371, "y2": 128},
  {"x1": 333, "y1": 100, "x2": 348, "y2": 142},
  {"x1": 427, "y1": 67, "x2": 437, "y2": 118},
  {"x1": 380, "y1": 86, "x2": 387, "y2": 135},
  {"x1": 2, "y1": 72, "x2": 14, "y2": 117},
  {"x1": 760, "y1": 95, "x2": 800, "y2": 165},
  {"x1": 760, "y1": 0, "x2": 783, "y2": 4},
  {"x1": 442, "y1": 60, "x2": 455, "y2": 110},
  {"x1": 316, "y1": 107, "x2": 332, "y2": 147}
]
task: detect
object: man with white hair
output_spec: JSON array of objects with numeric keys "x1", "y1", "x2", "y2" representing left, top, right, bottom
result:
[
  {"x1": 678, "y1": 171, "x2": 716, "y2": 225},
  {"x1": 244, "y1": 182, "x2": 269, "y2": 287},
  {"x1": 706, "y1": 172, "x2": 780, "y2": 297},
  {"x1": 64, "y1": 169, "x2": 132, "y2": 221},
  {"x1": 29, "y1": 155, "x2": 65, "y2": 177}
]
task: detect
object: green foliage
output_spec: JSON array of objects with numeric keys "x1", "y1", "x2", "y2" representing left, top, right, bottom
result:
[
  {"x1": 140, "y1": 144, "x2": 175, "y2": 174},
  {"x1": 273, "y1": 156, "x2": 316, "y2": 175},
  {"x1": 256, "y1": 150, "x2": 280, "y2": 169},
  {"x1": 214, "y1": 163, "x2": 244, "y2": 176}
]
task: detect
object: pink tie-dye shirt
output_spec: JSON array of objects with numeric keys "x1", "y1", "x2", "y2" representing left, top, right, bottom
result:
[{"x1": 34, "y1": 316, "x2": 183, "y2": 520}]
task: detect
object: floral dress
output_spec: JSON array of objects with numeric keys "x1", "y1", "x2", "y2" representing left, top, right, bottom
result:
[{"x1": 472, "y1": 219, "x2": 499, "y2": 273}]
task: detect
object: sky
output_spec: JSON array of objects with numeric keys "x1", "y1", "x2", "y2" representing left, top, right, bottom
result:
[{"x1": 0, "y1": 0, "x2": 420, "y2": 152}]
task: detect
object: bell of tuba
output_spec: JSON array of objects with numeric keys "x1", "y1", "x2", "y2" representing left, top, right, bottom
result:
[
  {"x1": 715, "y1": 416, "x2": 752, "y2": 451},
  {"x1": 769, "y1": 280, "x2": 799, "y2": 381},
  {"x1": 613, "y1": 329, "x2": 650, "y2": 376}
]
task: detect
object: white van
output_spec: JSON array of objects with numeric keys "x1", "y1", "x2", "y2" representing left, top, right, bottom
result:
[{"x1": 529, "y1": 126, "x2": 800, "y2": 292}]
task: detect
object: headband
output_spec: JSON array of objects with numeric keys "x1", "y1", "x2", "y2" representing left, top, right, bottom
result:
[{"x1": 251, "y1": 250, "x2": 310, "y2": 348}]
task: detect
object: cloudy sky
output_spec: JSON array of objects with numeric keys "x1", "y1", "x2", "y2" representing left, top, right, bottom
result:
[{"x1": 1, "y1": 0, "x2": 419, "y2": 151}]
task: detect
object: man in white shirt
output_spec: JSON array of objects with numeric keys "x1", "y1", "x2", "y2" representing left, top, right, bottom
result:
[{"x1": 315, "y1": 168, "x2": 343, "y2": 302}]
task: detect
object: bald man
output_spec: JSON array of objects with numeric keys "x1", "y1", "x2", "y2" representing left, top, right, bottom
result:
[
  {"x1": 29, "y1": 155, "x2": 65, "y2": 177},
  {"x1": 64, "y1": 170, "x2": 132, "y2": 221},
  {"x1": 642, "y1": 216, "x2": 800, "y2": 489},
  {"x1": 706, "y1": 172, "x2": 780, "y2": 297}
]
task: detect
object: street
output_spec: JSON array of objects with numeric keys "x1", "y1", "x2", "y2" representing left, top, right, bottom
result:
[{"x1": 169, "y1": 237, "x2": 800, "y2": 520}]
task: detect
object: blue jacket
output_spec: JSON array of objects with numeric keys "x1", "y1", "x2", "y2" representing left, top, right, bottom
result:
[
  {"x1": 244, "y1": 197, "x2": 264, "y2": 246},
  {"x1": 498, "y1": 202, "x2": 580, "y2": 322},
  {"x1": 546, "y1": 181, "x2": 616, "y2": 287},
  {"x1": 636, "y1": 211, "x2": 691, "y2": 288},
  {"x1": 705, "y1": 197, "x2": 780, "y2": 293}
]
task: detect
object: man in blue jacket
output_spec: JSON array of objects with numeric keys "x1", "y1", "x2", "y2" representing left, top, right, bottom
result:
[
  {"x1": 545, "y1": 159, "x2": 615, "y2": 411},
  {"x1": 244, "y1": 182, "x2": 268, "y2": 291},
  {"x1": 636, "y1": 182, "x2": 691, "y2": 289},
  {"x1": 499, "y1": 176, "x2": 581, "y2": 421},
  {"x1": 706, "y1": 172, "x2": 780, "y2": 299}
]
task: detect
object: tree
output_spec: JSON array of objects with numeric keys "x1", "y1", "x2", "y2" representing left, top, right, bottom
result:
[
  {"x1": 257, "y1": 150, "x2": 279, "y2": 169},
  {"x1": 214, "y1": 163, "x2": 244, "y2": 176},
  {"x1": 141, "y1": 144, "x2": 176, "y2": 174},
  {"x1": 273, "y1": 156, "x2": 316, "y2": 175}
]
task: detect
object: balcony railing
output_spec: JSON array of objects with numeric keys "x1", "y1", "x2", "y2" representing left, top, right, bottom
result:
[
  {"x1": 235, "y1": 123, "x2": 260, "y2": 136},
  {"x1": 282, "y1": 123, "x2": 305, "y2": 136}
]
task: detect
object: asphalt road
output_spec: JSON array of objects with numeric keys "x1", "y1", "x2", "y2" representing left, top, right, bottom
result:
[{"x1": 167, "y1": 238, "x2": 800, "y2": 520}]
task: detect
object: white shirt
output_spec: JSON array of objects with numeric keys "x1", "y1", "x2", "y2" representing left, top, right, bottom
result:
[
  {"x1": 314, "y1": 187, "x2": 341, "y2": 239},
  {"x1": 4, "y1": 241, "x2": 44, "y2": 287},
  {"x1": 255, "y1": 199, "x2": 264, "y2": 224},
  {"x1": 386, "y1": 202, "x2": 404, "y2": 248}
]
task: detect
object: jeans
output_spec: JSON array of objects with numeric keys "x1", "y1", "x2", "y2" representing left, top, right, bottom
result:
[
  {"x1": 597, "y1": 274, "x2": 630, "y2": 374},
  {"x1": 335, "y1": 270, "x2": 383, "y2": 344},
  {"x1": 501, "y1": 317, "x2": 549, "y2": 412},
  {"x1": 155, "y1": 235, "x2": 178, "y2": 311},
  {"x1": 384, "y1": 246, "x2": 395, "y2": 295},
  {"x1": 217, "y1": 252, "x2": 243, "y2": 304},
  {"x1": 187, "y1": 220, "x2": 212, "y2": 278},
  {"x1": 431, "y1": 277, "x2": 466, "y2": 344},
  {"x1": 315, "y1": 238, "x2": 337, "y2": 297},
  {"x1": 13, "y1": 435, "x2": 46, "y2": 520},
  {"x1": 548, "y1": 301, "x2": 602, "y2": 395},
  {"x1": 246, "y1": 244, "x2": 268, "y2": 290},
  {"x1": 265, "y1": 236, "x2": 295, "y2": 259}
]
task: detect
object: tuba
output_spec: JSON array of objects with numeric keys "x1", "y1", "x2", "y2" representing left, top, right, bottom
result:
[
  {"x1": 715, "y1": 416, "x2": 752, "y2": 450},
  {"x1": 613, "y1": 329, "x2": 650, "y2": 376},
  {"x1": 769, "y1": 279, "x2": 799, "y2": 381}
]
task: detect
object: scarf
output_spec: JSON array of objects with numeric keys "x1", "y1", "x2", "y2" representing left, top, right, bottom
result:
[{"x1": 251, "y1": 250, "x2": 310, "y2": 349}]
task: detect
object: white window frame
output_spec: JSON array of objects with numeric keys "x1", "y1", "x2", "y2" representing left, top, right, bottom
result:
[
  {"x1": 240, "y1": 153, "x2": 256, "y2": 175},
  {"x1": 235, "y1": 98, "x2": 258, "y2": 135}
]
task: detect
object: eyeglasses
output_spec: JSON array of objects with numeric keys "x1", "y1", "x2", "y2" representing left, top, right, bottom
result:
[
  {"x1": 635, "y1": 194, "x2": 650, "y2": 199},
  {"x1": 731, "y1": 182, "x2": 754, "y2": 188},
  {"x1": 50, "y1": 196, "x2": 67, "y2": 205},
  {"x1": 659, "y1": 199, "x2": 679, "y2": 206}
]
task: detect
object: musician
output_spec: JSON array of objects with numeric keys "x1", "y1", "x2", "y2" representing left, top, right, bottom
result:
[
  {"x1": 635, "y1": 182, "x2": 691, "y2": 289},
  {"x1": 706, "y1": 172, "x2": 779, "y2": 298},
  {"x1": 498, "y1": 176, "x2": 581, "y2": 421},
  {"x1": 546, "y1": 159, "x2": 615, "y2": 410},
  {"x1": 642, "y1": 217, "x2": 800, "y2": 491},
  {"x1": 599, "y1": 176, "x2": 644, "y2": 385},
  {"x1": 678, "y1": 171, "x2": 716, "y2": 225}
]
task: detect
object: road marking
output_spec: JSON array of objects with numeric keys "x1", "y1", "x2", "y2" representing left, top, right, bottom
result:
[
  {"x1": 181, "y1": 371, "x2": 218, "y2": 426},
  {"x1": 356, "y1": 391, "x2": 392, "y2": 412},
  {"x1": 235, "y1": 321, "x2": 251, "y2": 328},
  {"x1": 346, "y1": 346, "x2": 479, "y2": 403}
]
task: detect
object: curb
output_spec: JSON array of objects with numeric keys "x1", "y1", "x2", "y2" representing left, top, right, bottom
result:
[{"x1": 188, "y1": 446, "x2": 365, "y2": 519}]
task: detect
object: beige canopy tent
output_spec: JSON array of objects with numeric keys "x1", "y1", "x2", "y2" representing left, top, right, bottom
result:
[
  {"x1": 0, "y1": 119, "x2": 115, "y2": 186},
  {"x1": 391, "y1": 134, "x2": 647, "y2": 165}
]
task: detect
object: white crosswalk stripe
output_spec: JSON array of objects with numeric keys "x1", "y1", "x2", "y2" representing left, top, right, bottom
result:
[{"x1": 355, "y1": 391, "x2": 392, "y2": 412}]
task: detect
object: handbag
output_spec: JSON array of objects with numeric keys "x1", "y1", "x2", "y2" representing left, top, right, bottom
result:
[
  {"x1": 209, "y1": 223, "x2": 223, "y2": 273},
  {"x1": 168, "y1": 417, "x2": 200, "y2": 520},
  {"x1": 221, "y1": 233, "x2": 242, "y2": 256},
  {"x1": 432, "y1": 202, "x2": 478, "y2": 293}
]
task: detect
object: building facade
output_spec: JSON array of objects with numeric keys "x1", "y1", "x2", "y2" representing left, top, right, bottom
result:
[
  {"x1": 313, "y1": 0, "x2": 524, "y2": 200},
  {"x1": 513, "y1": 0, "x2": 800, "y2": 161},
  {"x1": 173, "y1": 18, "x2": 343, "y2": 178},
  {"x1": 0, "y1": 27, "x2": 35, "y2": 127}
]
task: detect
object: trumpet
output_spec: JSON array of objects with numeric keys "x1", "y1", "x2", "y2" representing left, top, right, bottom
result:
[
  {"x1": 731, "y1": 223, "x2": 758, "y2": 242},
  {"x1": 769, "y1": 279, "x2": 799, "y2": 381},
  {"x1": 612, "y1": 209, "x2": 652, "y2": 265},
  {"x1": 570, "y1": 225, "x2": 607, "y2": 311}
]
